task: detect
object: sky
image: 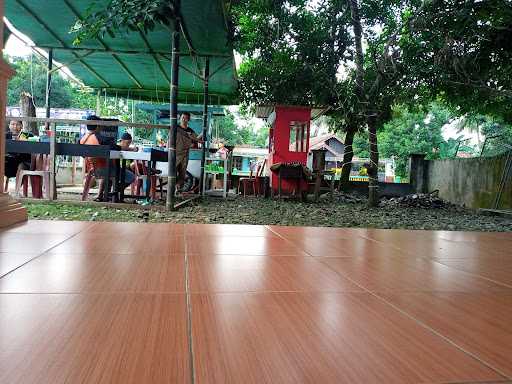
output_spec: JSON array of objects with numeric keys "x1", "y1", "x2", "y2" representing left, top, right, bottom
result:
[{"x1": 5, "y1": 32, "x2": 33, "y2": 57}]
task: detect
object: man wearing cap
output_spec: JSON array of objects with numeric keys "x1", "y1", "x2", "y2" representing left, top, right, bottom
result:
[{"x1": 175, "y1": 112, "x2": 203, "y2": 191}]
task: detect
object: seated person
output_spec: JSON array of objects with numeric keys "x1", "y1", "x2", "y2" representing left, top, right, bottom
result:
[
  {"x1": 4, "y1": 120, "x2": 32, "y2": 188},
  {"x1": 117, "y1": 132, "x2": 145, "y2": 185},
  {"x1": 119, "y1": 132, "x2": 138, "y2": 152},
  {"x1": 80, "y1": 116, "x2": 135, "y2": 201}
]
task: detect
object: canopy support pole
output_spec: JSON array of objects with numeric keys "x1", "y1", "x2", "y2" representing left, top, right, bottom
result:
[
  {"x1": 45, "y1": 48, "x2": 53, "y2": 120},
  {"x1": 199, "y1": 57, "x2": 210, "y2": 196},
  {"x1": 96, "y1": 90, "x2": 101, "y2": 115},
  {"x1": 166, "y1": 13, "x2": 181, "y2": 211}
]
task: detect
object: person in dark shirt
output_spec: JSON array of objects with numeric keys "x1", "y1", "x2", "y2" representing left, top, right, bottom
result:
[{"x1": 4, "y1": 120, "x2": 31, "y2": 181}]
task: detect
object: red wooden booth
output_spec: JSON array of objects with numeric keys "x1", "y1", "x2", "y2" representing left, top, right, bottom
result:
[{"x1": 266, "y1": 105, "x2": 312, "y2": 197}]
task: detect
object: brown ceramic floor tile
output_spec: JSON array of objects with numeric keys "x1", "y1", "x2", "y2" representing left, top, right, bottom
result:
[
  {"x1": 346, "y1": 227, "x2": 440, "y2": 240},
  {"x1": 0, "y1": 220, "x2": 92, "y2": 235},
  {"x1": 0, "y1": 252, "x2": 40, "y2": 277},
  {"x1": 0, "y1": 252, "x2": 185, "y2": 293},
  {"x1": 186, "y1": 223, "x2": 278, "y2": 238},
  {"x1": 2, "y1": 221, "x2": 512, "y2": 384},
  {"x1": 294, "y1": 237, "x2": 403, "y2": 257},
  {"x1": 186, "y1": 235, "x2": 307, "y2": 256},
  {"x1": 48, "y1": 232, "x2": 185, "y2": 255},
  {"x1": 188, "y1": 255, "x2": 363, "y2": 293},
  {"x1": 422, "y1": 241, "x2": 510, "y2": 259},
  {"x1": 0, "y1": 232, "x2": 72, "y2": 253},
  {"x1": 435, "y1": 257, "x2": 512, "y2": 287},
  {"x1": 0, "y1": 293, "x2": 190, "y2": 384},
  {"x1": 354, "y1": 229, "x2": 511, "y2": 259},
  {"x1": 437, "y1": 230, "x2": 512, "y2": 242},
  {"x1": 380, "y1": 292, "x2": 512, "y2": 378},
  {"x1": 319, "y1": 256, "x2": 511, "y2": 293},
  {"x1": 88, "y1": 221, "x2": 184, "y2": 236},
  {"x1": 268, "y1": 225, "x2": 353, "y2": 239},
  {"x1": 191, "y1": 292, "x2": 502, "y2": 384}
]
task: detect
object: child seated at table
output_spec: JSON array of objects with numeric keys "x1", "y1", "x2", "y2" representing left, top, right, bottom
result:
[
  {"x1": 119, "y1": 132, "x2": 138, "y2": 152},
  {"x1": 116, "y1": 133, "x2": 137, "y2": 187}
]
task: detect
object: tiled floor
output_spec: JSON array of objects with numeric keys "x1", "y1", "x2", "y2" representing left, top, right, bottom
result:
[{"x1": 0, "y1": 221, "x2": 511, "y2": 383}]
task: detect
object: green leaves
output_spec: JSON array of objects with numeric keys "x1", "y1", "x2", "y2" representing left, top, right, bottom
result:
[
  {"x1": 6, "y1": 55, "x2": 80, "y2": 108},
  {"x1": 233, "y1": 0, "x2": 349, "y2": 107},
  {"x1": 214, "y1": 109, "x2": 267, "y2": 147},
  {"x1": 70, "y1": 0, "x2": 173, "y2": 45},
  {"x1": 398, "y1": 0, "x2": 512, "y2": 121}
]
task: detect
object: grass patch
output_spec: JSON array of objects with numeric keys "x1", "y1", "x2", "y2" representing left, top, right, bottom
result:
[{"x1": 23, "y1": 197, "x2": 512, "y2": 232}]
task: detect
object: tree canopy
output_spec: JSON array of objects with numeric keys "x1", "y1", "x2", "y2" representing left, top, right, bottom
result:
[
  {"x1": 398, "y1": 0, "x2": 512, "y2": 121},
  {"x1": 213, "y1": 110, "x2": 267, "y2": 147},
  {"x1": 7, "y1": 56, "x2": 75, "y2": 109},
  {"x1": 233, "y1": 0, "x2": 349, "y2": 108}
]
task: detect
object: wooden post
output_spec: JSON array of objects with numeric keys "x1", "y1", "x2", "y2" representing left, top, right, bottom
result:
[
  {"x1": 312, "y1": 149, "x2": 327, "y2": 202},
  {"x1": 0, "y1": 1, "x2": 27, "y2": 227},
  {"x1": 166, "y1": 9, "x2": 180, "y2": 211},
  {"x1": 71, "y1": 157, "x2": 76, "y2": 185},
  {"x1": 199, "y1": 57, "x2": 210, "y2": 196},
  {"x1": 49, "y1": 123, "x2": 57, "y2": 200}
]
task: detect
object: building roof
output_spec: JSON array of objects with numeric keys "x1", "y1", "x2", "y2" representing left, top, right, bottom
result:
[
  {"x1": 232, "y1": 146, "x2": 268, "y2": 157},
  {"x1": 309, "y1": 133, "x2": 343, "y2": 150},
  {"x1": 255, "y1": 105, "x2": 328, "y2": 120},
  {"x1": 288, "y1": 133, "x2": 344, "y2": 157}
]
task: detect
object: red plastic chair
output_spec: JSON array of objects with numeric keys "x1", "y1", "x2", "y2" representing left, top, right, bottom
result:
[
  {"x1": 238, "y1": 160, "x2": 265, "y2": 197},
  {"x1": 15, "y1": 154, "x2": 50, "y2": 199},
  {"x1": 130, "y1": 160, "x2": 158, "y2": 200}
]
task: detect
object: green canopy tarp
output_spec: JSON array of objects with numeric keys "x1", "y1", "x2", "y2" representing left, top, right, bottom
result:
[{"x1": 5, "y1": 0, "x2": 238, "y2": 104}]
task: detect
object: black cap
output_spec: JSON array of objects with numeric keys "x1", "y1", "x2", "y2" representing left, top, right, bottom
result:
[
  {"x1": 86, "y1": 115, "x2": 101, "y2": 131},
  {"x1": 121, "y1": 132, "x2": 132, "y2": 140}
]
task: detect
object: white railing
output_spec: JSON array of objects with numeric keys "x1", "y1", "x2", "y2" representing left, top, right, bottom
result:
[{"x1": 6, "y1": 116, "x2": 170, "y2": 130}]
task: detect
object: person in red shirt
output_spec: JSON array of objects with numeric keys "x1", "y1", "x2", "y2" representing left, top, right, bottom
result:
[{"x1": 80, "y1": 117, "x2": 109, "y2": 201}]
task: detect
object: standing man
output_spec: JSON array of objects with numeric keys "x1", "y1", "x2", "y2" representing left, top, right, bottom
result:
[{"x1": 175, "y1": 112, "x2": 202, "y2": 192}]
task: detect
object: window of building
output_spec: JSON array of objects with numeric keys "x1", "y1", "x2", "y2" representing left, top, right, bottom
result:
[
  {"x1": 232, "y1": 156, "x2": 243, "y2": 171},
  {"x1": 289, "y1": 121, "x2": 307, "y2": 152}
]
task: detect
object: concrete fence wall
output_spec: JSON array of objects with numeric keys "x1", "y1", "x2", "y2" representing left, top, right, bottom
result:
[{"x1": 410, "y1": 153, "x2": 512, "y2": 209}]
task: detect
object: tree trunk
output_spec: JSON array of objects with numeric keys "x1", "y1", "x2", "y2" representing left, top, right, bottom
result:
[
  {"x1": 349, "y1": 0, "x2": 381, "y2": 206},
  {"x1": 338, "y1": 128, "x2": 356, "y2": 191},
  {"x1": 20, "y1": 92, "x2": 37, "y2": 135},
  {"x1": 349, "y1": 0, "x2": 364, "y2": 99},
  {"x1": 367, "y1": 113, "x2": 379, "y2": 206}
]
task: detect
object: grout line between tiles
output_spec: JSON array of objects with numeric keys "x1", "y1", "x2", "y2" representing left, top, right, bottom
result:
[
  {"x1": 423, "y1": 380, "x2": 512, "y2": 384},
  {"x1": 0, "y1": 291, "x2": 186, "y2": 297},
  {"x1": 431, "y1": 259, "x2": 512, "y2": 290},
  {"x1": 183, "y1": 227, "x2": 196, "y2": 384},
  {"x1": 0, "y1": 222, "x2": 96, "y2": 280},
  {"x1": 349, "y1": 230, "x2": 512, "y2": 291},
  {"x1": 310, "y1": 252, "x2": 511, "y2": 380}
]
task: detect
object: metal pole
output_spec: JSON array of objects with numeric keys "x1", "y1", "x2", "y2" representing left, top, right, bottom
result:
[
  {"x1": 199, "y1": 57, "x2": 210, "y2": 196},
  {"x1": 96, "y1": 89, "x2": 101, "y2": 115},
  {"x1": 46, "y1": 50, "x2": 55, "y2": 199},
  {"x1": 49, "y1": 123, "x2": 57, "y2": 200},
  {"x1": 166, "y1": 16, "x2": 180, "y2": 211},
  {"x1": 45, "y1": 49, "x2": 53, "y2": 120}
]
